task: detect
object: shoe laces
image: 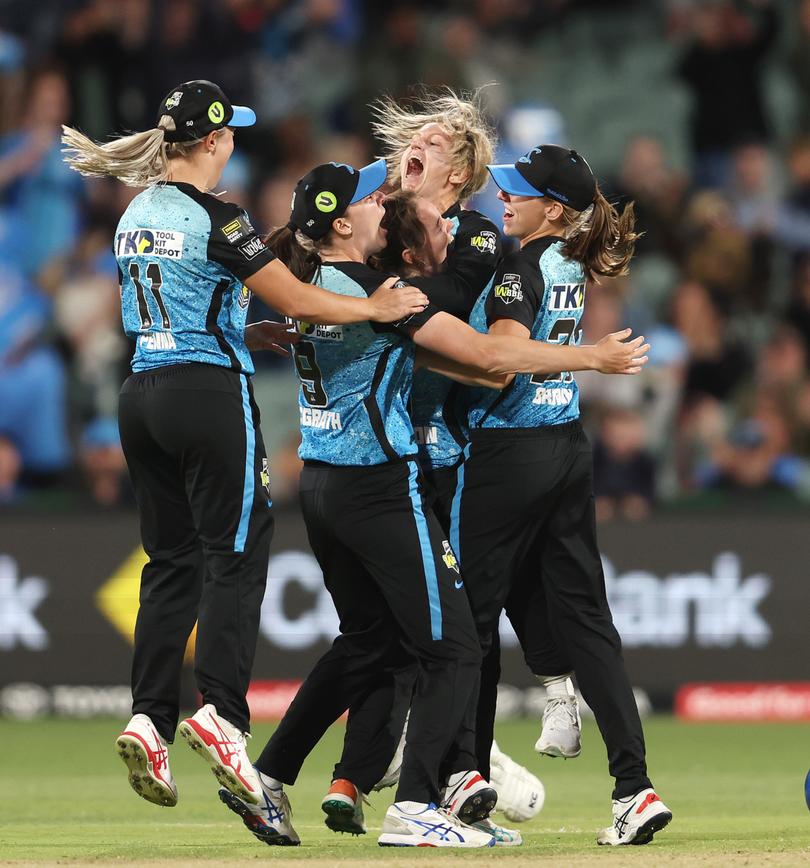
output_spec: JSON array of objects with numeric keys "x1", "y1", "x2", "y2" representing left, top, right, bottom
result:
[
  {"x1": 436, "y1": 806, "x2": 470, "y2": 830},
  {"x1": 262, "y1": 786, "x2": 293, "y2": 823},
  {"x1": 543, "y1": 696, "x2": 578, "y2": 727}
]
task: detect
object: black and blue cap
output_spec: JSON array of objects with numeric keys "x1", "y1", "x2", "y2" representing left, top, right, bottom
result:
[
  {"x1": 488, "y1": 144, "x2": 596, "y2": 212},
  {"x1": 158, "y1": 80, "x2": 256, "y2": 143},
  {"x1": 288, "y1": 159, "x2": 388, "y2": 240}
]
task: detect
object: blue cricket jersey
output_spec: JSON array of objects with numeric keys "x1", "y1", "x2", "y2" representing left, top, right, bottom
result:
[
  {"x1": 293, "y1": 261, "x2": 437, "y2": 466},
  {"x1": 467, "y1": 236, "x2": 586, "y2": 429},
  {"x1": 115, "y1": 182, "x2": 276, "y2": 373},
  {"x1": 409, "y1": 205, "x2": 502, "y2": 468}
]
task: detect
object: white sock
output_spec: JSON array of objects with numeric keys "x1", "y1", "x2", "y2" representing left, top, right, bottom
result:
[
  {"x1": 258, "y1": 772, "x2": 284, "y2": 791},
  {"x1": 538, "y1": 673, "x2": 575, "y2": 699}
]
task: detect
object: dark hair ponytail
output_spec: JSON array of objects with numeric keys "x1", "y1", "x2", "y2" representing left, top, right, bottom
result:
[
  {"x1": 264, "y1": 225, "x2": 322, "y2": 283},
  {"x1": 371, "y1": 190, "x2": 428, "y2": 274},
  {"x1": 561, "y1": 184, "x2": 639, "y2": 281}
]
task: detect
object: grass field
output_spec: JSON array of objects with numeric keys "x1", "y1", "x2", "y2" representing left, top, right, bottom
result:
[{"x1": 1, "y1": 716, "x2": 809, "y2": 865}]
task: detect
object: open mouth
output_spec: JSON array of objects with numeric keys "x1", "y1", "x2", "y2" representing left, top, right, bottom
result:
[
  {"x1": 405, "y1": 155, "x2": 424, "y2": 179},
  {"x1": 503, "y1": 207, "x2": 515, "y2": 220}
]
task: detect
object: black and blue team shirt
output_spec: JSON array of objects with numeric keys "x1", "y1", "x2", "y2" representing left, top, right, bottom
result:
[
  {"x1": 467, "y1": 236, "x2": 587, "y2": 429},
  {"x1": 115, "y1": 182, "x2": 276, "y2": 373},
  {"x1": 409, "y1": 204, "x2": 502, "y2": 468},
  {"x1": 293, "y1": 262, "x2": 437, "y2": 466}
]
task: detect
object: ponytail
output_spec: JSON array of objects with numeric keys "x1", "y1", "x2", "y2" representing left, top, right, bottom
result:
[
  {"x1": 61, "y1": 115, "x2": 215, "y2": 187},
  {"x1": 265, "y1": 225, "x2": 322, "y2": 283},
  {"x1": 561, "y1": 184, "x2": 639, "y2": 281}
]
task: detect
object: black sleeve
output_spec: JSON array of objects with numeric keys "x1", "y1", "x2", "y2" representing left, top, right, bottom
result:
[
  {"x1": 204, "y1": 199, "x2": 276, "y2": 282},
  {"x1": 484, "y1": 251, "x2": 545, "y2": 332},
  {"x1": 409, "y1": 215, "x2": 502, "y2": 319}
]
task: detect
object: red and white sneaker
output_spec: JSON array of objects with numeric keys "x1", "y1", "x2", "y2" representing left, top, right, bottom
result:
[
  {"x1": 442, "y1": 770, "x2": 498, "y2": 823},
  {"x1": 597, "y1": 788, "x2": 672, "y2": 846},
  {"x1": 115, "y1": 714, "x2": 177, "y2": 807},
  {"x1": 178, "y1": 704, "x2": 262, "y2": 804}
]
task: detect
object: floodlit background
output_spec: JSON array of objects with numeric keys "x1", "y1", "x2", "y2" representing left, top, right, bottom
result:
[{"x1": 1, "y1": 0, "x2": 809, "y2": 722}]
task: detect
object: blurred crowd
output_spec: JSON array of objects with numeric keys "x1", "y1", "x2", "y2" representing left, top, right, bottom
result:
[{"x1": 1, "y1": 0, "x2": 810, "y2": 516}]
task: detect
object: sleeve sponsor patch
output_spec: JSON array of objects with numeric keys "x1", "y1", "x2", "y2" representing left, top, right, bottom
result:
[
  {"x1": 115, "y1": 229, "x2": 184, "y2": 259},
  {"x1": 238, "y1": 236, "x2": 266, "y2": 261},
  {"x1": 470, "y1": 230, "x2": 497, "y2": 255},
  {"x1": 493, "y1": 273, "x2": 523, "y2": 304},
  {"x1": 220, "y1": 213, "x2": 254, "y2": 245}
]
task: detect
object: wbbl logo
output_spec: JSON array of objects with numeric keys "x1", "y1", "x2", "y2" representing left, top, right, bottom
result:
[{"x1": 493, "y1": 274, "x2": 523, "y2": 304}]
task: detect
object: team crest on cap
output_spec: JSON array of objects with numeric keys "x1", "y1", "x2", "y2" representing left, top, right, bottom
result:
[
  {"x1": 315, "y1": 191, "x2": 337, "y2": 213},
  {"x1": 165, "y1": 91, "x2": 183, "y2": 110},
  {"x1": 208, "y1": 101, "x2": 225, "y2": 123}
]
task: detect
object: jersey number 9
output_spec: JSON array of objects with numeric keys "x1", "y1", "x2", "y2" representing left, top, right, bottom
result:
[{"x1": 294, "y1": 341, "x2": 328, "y2": 408}]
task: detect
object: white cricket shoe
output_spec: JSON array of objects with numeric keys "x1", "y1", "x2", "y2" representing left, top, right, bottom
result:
[
  {"x1": 115, "y1": 714, "x2": 177, "y2": 807},
  {"x1": 469, "y1": 816, "x2": 523, "y2": 846},
  {"x1": 442, "y1": 769, "x2": 498, "y2": 822},
  {"x1": 372, "y1": 712, "x2": 408, "y2": 791},
  {"x1": 489, "y1": 739, "x2": 545, "y2": 822},
  {"x1": 535, "y1": 696, "x2": 582, "y2": 758},
  {"x1": 177, "y1": 704, "x2": 262, "y2": 804},
  {"x1": 378, "y1": 802, "x2": 495, "y2": 848},
  {"x1": 597, "y1": 788, "x2": 672, "y2": 846},
  {"x1": 218, "y1": 779, "x2": 300, "y2": 846}
]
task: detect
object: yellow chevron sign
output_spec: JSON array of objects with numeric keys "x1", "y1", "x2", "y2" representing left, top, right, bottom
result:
[{"x1": 96, "y1": 546, "x2": 196, "y2": 661}]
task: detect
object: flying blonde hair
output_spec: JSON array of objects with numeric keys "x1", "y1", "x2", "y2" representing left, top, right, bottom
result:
[
  {"x1": 370, "y1": 87, "x2": 497, "y2": 203},
  {"x1": 61, "y1": 116, "x2": 223, "y2": 187}
]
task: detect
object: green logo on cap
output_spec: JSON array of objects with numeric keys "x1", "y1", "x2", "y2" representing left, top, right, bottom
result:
[
  {"x1": 208, "y1": 101, "x2": 225, "y2": 124},
  {"x1": 315, "y1": 191, "x2": 337, "y2": 213}
]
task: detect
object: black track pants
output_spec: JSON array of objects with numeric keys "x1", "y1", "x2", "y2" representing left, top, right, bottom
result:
[
  {"x1": 118, "y1": 363, "x2": 273, "y2": 741},
  {"x1": 254, "y1": 459, "x2": 480, "y2": 804},
  {"x1": 452, "y1": 422, "x2": 651, "y2": 799}
]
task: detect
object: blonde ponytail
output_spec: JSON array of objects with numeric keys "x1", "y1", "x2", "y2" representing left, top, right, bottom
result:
[{"x1": 61, "y1": 116, "x2": 207, "y2": 187}]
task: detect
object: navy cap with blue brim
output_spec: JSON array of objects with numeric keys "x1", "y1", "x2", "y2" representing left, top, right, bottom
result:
[
  {"x1": 289, "y1": 158, "x2": 388, "y2": 240},
  {"x1": 158, "y1": 79, "x2": 257, "y2": 143},
  {"x1": 488, "y1": 144, "x2": 596, "y2": 212}
]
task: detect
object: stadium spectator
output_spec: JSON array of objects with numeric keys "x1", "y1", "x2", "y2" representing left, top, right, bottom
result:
[
  {"x1": 593, "y1": 407, "x2": 657, "y2": 522},
  {"x1": 675, "y1": 0, "x2": 778, "y2": 188},
  {"x1": 609, "y1": 135, "x2": 688, "y2": 263},
  {"x1": 0, "y1": 66, "x2": 83, "y2": 278},
  {"x1": 672, "y1": 279, "x2": 751, "y2": 405}
]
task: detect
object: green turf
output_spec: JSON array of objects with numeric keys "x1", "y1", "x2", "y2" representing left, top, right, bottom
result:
[{"x1": 1, "y1": 717, "x2": 808, "y2": 864}]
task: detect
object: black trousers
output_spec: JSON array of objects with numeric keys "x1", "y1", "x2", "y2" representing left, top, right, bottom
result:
[
  {"x1": 454, "y1": 422, "x2": 651, "y2": 800},
  {"x1": 254, "y1": 459, "x2": 480, "y2": 804},
  {"x1": 335, "y1": 460, "x2": 574, "y2": 787},
  {"x1": 118, "y1": 363, "x2": 273, "y2": 742},
  {"x1": 332, "y1": 465, "x2": 476, "y2": 791}
]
